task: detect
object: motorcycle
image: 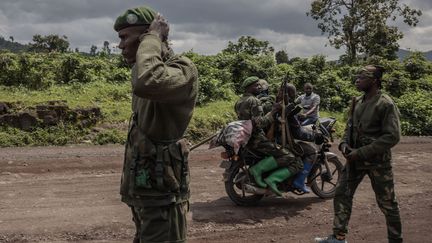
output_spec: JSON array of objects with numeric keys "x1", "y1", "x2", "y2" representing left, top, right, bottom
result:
[{"x1": 215, "y1": 117, "x2": 343, "y2": 206}]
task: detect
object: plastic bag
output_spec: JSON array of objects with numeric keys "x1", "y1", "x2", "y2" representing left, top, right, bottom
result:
[{"x1": 209, "y1": 120, "x2": 253, "y2": 154}]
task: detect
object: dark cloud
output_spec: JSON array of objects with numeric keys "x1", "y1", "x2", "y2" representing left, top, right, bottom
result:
[{"x1": 0, "y1": 0, "x2": 430, "y2": 56}]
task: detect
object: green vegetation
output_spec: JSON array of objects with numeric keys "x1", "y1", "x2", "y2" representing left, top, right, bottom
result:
[
  {"x1": 1, "y1": 34, "x2": 432, "y2": 147},
  {"x1": 308, "y1": 0, "x2": 422, "y2": 63}
]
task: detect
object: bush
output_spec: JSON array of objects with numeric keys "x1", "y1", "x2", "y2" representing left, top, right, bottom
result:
[
  {"x1": 93, "y1": 129, "x2": 127, "y2": 145},
  {"x1": 0, "y1": 124, "x2": 88, "y2": 147},
  {"x1": 314, "y1": 70, "x2": 359, "y2": 111},
  {"x1": 403, "y1": 52, "x2": 432, "y2": 80},
  {"x1": 396, "y1": 91, "x2": 432, "y2": 135},
  {"x1": 186, "y1": 100, "x2": 237, "y2": 142}
]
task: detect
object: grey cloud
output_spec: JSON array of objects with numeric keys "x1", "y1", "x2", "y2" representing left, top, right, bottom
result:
[{"x1": 0, "y1": 0, "x2": 430, "y2": 56}]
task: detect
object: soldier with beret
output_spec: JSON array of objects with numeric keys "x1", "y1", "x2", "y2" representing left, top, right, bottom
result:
[
  {"x1": 315, "y1": 65, "x2": 403, "y2": 243},
  {"x1": 235, "y1": 76, "x2": 304, "y2": 196},
  {"x1": 114, "y1": 5, "x2": 198, "y2": 243}
]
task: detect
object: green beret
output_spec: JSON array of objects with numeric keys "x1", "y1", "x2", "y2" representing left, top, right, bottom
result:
[
  {"x1": 114, "y1": 6, "x2": 157, "y2": 31},
  {"x1": 242, "y1": 76, "x2": 260, "y2": 90}
]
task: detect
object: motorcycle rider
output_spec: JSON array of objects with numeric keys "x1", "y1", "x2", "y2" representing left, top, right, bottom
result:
[{"x1": 235, "y1": 76, "x2": 303, "y2": 196}]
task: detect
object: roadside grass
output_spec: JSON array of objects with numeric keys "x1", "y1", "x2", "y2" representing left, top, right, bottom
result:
[
  {"x1": 1, "y1": 83, "x2": 346, "y2": 146},
  {"x1": 0, "y1": 81, "x2": 132, "y2": 123}
]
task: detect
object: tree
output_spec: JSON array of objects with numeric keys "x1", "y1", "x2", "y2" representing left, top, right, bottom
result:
[
  {"x1": 308, "y1": 0, "x2": 422, "y2": 63},
  {"x1": 275, "y1": 50, "x2": 289, "y2": 64},
  {"x1": 9, "y1": 36, "x2": 14, "y2": 42},
  {"x1": 29, "y1": 34, "x2": 70, "y2": 52},
  {"x1": 223, "y1": 36, "x2": 274, "y2": 56},
  {"x1": 90, "y1": 45, "x2": 98, "y2": 56},
  {"x1": 102, "y1": 41, "x2": 111, "y2": 55}
]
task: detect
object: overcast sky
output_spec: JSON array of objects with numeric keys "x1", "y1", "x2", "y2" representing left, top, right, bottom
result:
[{"x1": 0, "y1": 0, "x2": 431, "y2": 59}]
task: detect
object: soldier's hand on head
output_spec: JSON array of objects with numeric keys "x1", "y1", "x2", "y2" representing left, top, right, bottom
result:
[{"x1": 149, "y1": 13, "x2": 170, "y2": 41}]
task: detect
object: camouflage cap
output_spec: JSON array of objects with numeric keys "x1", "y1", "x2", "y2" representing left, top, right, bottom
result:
[
  {"x1": 242, "y1": 76, "x2": 260, "y2": 90},
  {"x1": 114, "y1": 6, "x2": 157, "y2": 32},
  {"x1": 355, "y1": 66, "x2": 375, "y2": 79}
]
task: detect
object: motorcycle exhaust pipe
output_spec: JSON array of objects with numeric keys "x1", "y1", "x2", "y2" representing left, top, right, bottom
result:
[{"x1": 244, "y1": 184, "x2": 270, "y2": 195}]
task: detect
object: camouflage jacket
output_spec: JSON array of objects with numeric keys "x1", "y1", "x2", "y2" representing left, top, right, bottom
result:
[
  {"x1": 121, "y1": 33, "x2": 198, "y2": 207},
  {"x1": 234, "y1": 93, "x2": 274, "y2": 133},
  {"x1": 257, "y1": 93, "x2": 275, "y2": 115},
  {"x1": 341, "y1": 91, "x2": 401, "y2": 169}
]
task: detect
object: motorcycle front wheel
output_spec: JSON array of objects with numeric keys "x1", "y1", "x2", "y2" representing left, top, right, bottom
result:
[
  {"x1": 224, "y1": 163, "x2": 264, "y2": 206},
  {"x1": 309, "y1": 156, "x2": 343, "y2": 199}
]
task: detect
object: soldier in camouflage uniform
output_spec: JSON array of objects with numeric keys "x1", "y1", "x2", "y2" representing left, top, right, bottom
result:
[
  {"x1": 235, "y1": 76, "x2": 303, "y2": 196},
  {"x1": 315, "y1": 65, "x2": 402, "y2": 243},
  {"x1": 114, "y1": 6, "x2": 198, "y2": 243}
]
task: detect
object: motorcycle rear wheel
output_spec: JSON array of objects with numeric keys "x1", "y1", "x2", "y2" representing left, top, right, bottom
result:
[
  {"x1": 224, "y1": 163, "x2": 264, "y2": 206},
  {"x1": 309, "y1": 156, "x2": 343, "y2": 199}
]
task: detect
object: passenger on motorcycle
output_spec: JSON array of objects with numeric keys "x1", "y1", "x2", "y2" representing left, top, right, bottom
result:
[
  {"x1": 235, "y1": 77, "x2": 324, "y2": 196},
  {"x1": 256, "y1": 79, "x2": 275, "y2": 115},
  {"x1": 273, "y1": 83, "x2": 325, "y2": 193}
]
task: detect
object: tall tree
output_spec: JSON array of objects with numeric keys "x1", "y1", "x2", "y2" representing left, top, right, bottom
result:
[
  {"x1": 102, "y1": 40, "x2": 111, "y2": 55},
  {"x1": 275, "y1": 50, "x2": 289, "y2": 64},
  {"x1": 223, "y1": 36, "x2": 274, "y2": 56},
  {"x1": 308, "y1": 0, "x2": 421, "y2": 63},
  {"x1": 90, "y1": 45, "x2": 98, "y2": 56},
  {"x1": 29, "y1": 34, "x2": 70, "y2": 52}
]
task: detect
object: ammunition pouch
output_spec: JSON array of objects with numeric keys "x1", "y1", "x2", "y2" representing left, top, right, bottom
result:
[{"x1": 121, "y1": 116, "x2": 190, "y2": 206}]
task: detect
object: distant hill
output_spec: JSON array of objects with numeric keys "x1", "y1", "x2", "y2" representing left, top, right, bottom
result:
[
  {"x1": 0, "y1": 36, "x2": 28, "y2": 52},
  {"x1": 397, "y1": 49, "x2": 432, "y2": 61}
]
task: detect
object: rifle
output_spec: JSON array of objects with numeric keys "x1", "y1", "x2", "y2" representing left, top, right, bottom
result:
[
  {"x1": 190, "y1": 133, "x2": 218, "y2": 151},
  {"x1": 346, "y1": 96, "x2": 357, "y2": 153},
  {"x1": 280, "y1": 80, "x2": 287, "y2": 148}
]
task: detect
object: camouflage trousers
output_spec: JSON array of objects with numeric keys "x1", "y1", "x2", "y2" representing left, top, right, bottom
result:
[
  {"x1": 248, "y1": 132, "x2": 303, "y2": 174},
  {"x1": 131, "y1": 201, "x2": 188, "y2": 243},
  {"x1": 333, "y1": 164, "x2": 402, "y2": 243}
]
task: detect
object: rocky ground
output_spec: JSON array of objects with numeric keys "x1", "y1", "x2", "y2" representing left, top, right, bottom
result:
[{"x1": 0, "y1": 137, "x2": 431, "y2": 243}]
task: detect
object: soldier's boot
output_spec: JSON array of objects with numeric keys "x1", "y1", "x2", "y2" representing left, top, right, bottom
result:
[
  {"x1": 263, "y1": 168, "x2": 293, "y2": 196},
  {"x1": 249, "y1": 156, "x2": 278, "y2": 188},
  {"x1": 292, "y1": 162, "x2": 313, "y2": 193},
  {"x1": 314, "y1": 234, "x2": 347, "y2": 243}
]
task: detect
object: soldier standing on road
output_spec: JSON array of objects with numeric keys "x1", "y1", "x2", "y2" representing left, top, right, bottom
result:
[
  {"x1": 235, "y1": 76, "x2": 303, "y2": 196},
  {"x1": 315, "y1": 65, "x2": 403, "y2": 243},
  {"x1": 114, "y1": 6, "x2": 198, "y2": 243}
]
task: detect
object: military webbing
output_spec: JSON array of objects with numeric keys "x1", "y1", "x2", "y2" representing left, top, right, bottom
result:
[
  {"x1": 178, "y1": 140, "x2": 189, "y2": 193},
  {"x1": 129, "y1": 145, "x2": 138, "y2": 196},
  {"x1": 155, "y1": 145, "x2": 165, "y2": 191}
]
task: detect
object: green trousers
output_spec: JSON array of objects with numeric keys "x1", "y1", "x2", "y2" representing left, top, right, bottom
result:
[
  {"x1": 333, "y1": 164, "x2": 402, "y2": 243},
  {"x1": 131, "y1": 201, "x2": 188, "y2": 243}
]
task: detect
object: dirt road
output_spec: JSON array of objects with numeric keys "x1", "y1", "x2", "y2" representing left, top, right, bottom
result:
[{"x1": 1, "y1": 137, "x2": 431, "y2": 243}]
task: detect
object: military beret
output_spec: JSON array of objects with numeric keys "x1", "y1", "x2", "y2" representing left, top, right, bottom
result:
[
  {"x1": 114, "y1": 6, "x2": 157, "y2": 31},
  {"x1": 242, "y1": 76, "x2": 260, "y2": 90}
]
